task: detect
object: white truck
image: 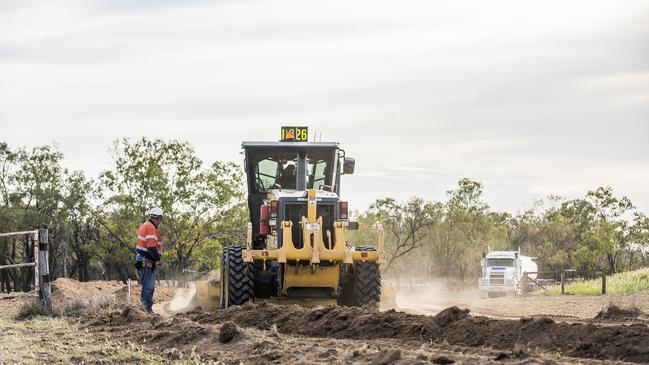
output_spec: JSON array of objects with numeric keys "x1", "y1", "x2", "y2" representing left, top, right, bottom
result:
[{"x1": 478, "y1": 250, "x2": 537, "y2": 298}]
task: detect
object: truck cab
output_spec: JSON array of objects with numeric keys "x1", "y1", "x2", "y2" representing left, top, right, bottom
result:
[{"x1": 479, "y1": 250, "x2": 537, "y2": 298}]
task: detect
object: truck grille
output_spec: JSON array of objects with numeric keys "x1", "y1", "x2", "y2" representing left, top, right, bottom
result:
[{"x1": 489, "y1": 273, "x2": 505, "y2": 285}]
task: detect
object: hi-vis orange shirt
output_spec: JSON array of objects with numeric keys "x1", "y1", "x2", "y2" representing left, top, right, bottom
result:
[{"x1": 136, "y1": 220, "x2": 161, "y2": 251}]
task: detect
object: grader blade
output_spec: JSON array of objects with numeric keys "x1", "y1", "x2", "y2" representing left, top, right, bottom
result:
[{"x1": 194, "y1": 279, "x2": 221, "y2": 311}]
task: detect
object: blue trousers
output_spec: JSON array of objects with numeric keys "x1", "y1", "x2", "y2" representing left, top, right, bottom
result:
[{"x1": 140, "y1": 267, "x2": 156, "y2": 311}]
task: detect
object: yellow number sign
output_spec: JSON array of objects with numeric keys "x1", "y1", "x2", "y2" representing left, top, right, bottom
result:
[{"x1": 281, "y1": 126, "x2": 308, "y2": 142}]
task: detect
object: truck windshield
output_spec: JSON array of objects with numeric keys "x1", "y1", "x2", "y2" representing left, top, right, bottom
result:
[
  {"x1": 486, "y1": 258, "x2": 514, "y2": 267},
  {"x1": 248, "y1": 148, "x2": 336, "y2": 193}
]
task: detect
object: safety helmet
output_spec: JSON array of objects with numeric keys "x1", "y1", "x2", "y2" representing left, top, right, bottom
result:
[{"x1": 149, "y1": 207, "x2": 164, "y2": 218}]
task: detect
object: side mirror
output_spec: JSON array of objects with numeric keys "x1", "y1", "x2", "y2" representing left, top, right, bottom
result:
[{"x1": 343, "y1": 157, "x2": 355, "y2": 175}]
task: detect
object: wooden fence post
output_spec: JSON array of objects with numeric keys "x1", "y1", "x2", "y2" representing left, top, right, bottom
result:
[
  {"x1": 521, "y1": 272, "x2": 528, "y2": 294},
  {"x1": 33, "y1": 233, "x2": 39, "y2": 290},
  {"x1": 37, "y1": 228, "x2": 52, "y2": 309},
  {"x1": 560, "y1": 270, "x2": 565, "y2": 295},
  {"x1": 601, "y1": 271, "x2": 607, "y2": 295}
]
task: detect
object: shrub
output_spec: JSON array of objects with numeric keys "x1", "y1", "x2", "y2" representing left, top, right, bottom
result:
[
  {"x1": 15, "y1": 300, "x2": 54, "y2": 320},
  {"x1": 61, "y1": 300, "x2": 90, "y2": 318},
  {"x1": 16, "y1": 299, "x2": 93, "y2": 320}
]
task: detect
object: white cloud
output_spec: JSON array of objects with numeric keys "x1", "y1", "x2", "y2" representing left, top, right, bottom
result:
[{"x1": 0, "y1": 0, "x2": 648, "y2": 213}]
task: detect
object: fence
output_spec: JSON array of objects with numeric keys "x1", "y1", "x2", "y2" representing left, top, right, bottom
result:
[
  {"x1": 522, "y1": 269, "x2": 607, "y2": 295},
  {"x1": 0, "y1": 229, "x2": 52, "y2": 309}
]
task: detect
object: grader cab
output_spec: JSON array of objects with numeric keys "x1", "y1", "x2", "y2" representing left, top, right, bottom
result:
[{"x1": 198, "y1": 127, "x2": 386, "y2": 309}]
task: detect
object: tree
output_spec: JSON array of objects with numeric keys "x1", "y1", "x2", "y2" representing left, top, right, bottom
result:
[
  {"x1": 367, "y1": 197, "x2": 442, "y2": 274},
  {"x1": 0, "y1": 143, "x2": 70, "y2": 291},
  {"x1": 432, "y1": 178, "x2": 503, "y2": 282},
  {"x1": 585, "y1": 187, "x2": 634, "y2": 273},
  {"x1": 98, "y1": 138, "x2": 247, "y2": 282},
  {"x1": 60, "y1": 171, "x2": 98, "y2": 281}
]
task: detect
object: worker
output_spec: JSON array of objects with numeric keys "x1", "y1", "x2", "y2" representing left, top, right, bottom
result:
[
  {"x1": 277, "y1": 164, "x2": 296, "y2": 189},
  {"x1": 135, "y1": 207, "x2": 164, "y2": 313}
]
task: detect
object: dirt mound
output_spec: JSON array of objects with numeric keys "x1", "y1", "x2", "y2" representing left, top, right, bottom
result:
[
  {"x1": 51, "y1": 278, "x2": 123, "y2": 305},
  {"x1": 51, "y1": 278, "x2": 176, "y2": 308},
  {"x1": 182, "y1": 302, "x2": 649, "y2": 363},
  {"x1": 86, "y1": 306, "x2": 214, "y2": 349},
  {"x1": 595, "y1": 305, "x2": 644, "y2": 321},
  {"x1": 184, "y1": 303, "x2": 474, "y2": 341}
]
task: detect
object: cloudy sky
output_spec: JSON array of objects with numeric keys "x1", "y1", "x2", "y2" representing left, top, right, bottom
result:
[{"x1": 1, "y1": 0, "x2": 648, "y2": 213}]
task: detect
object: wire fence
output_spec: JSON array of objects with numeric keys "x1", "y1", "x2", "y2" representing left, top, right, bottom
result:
[{"x1": 0, "y1": 229, "x2": 52, "y2": 308}]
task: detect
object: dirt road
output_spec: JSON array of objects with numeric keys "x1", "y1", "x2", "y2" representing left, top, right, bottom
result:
[{"x1": 395, "y1": 284, "x2": 649, "y2": 320}]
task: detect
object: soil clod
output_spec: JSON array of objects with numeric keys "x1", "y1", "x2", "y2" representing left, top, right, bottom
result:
[
  {"x1": 431, "y1": 355, "x2": 455, "y2": 364},
  {"x1": 595, "y1": 305, "x2": 643, "y2": 321},
  {"x1": 435, "y1": 306, "x2": 470, "y2": 327},
  {"x1": 371, "y1": 349, "x2": 401, "y2": 365},
  {"x1": 218, "y1": 321, "x2": 241, "y2": 343}
]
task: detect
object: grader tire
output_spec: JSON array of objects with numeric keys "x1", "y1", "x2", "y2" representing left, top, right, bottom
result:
[
  {"x1": 353, "y1": 246, "x2": 381, "y2": 309},
  {"x1": 220, "y1": 245, "x2": 254, "y2": 308}
]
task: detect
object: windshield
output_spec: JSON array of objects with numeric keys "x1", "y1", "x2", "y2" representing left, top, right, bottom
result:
[
  {"x1": 486, "y1": 258, "x2": 514, "y2": 267},
  {"x1": 248, "y1": 148, "x2": 337, "y2": 193}
]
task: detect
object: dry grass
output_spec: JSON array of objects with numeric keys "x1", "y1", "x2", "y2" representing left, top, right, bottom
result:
[
  {"x1": 1, "y1": 298, "x2": 188, "y2": 364},
  {"x1": 0, "y1": 314, "x2": 173, "y2": 364}
]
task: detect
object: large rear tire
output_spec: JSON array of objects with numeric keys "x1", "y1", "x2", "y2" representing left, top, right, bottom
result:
[
  {"x1": 353, "y1": 246, "x2": 382, "y2": 309},
  {"x1": 220, "y1": 245, "x2": 254, "y2": 309}
]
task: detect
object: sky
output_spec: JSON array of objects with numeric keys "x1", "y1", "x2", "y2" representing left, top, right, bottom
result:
[{"x1": 1, "y1": 0, "x2": 648, "y2": 213}]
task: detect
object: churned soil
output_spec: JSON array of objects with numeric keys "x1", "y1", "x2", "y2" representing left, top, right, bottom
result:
[
  {"x1": 84, "y1": 304, "x2": 631, "y2": 365},
  {"x1": 595, "y1": 305, "x2": 647, "y2": 322},
  {"x1": 10, "y1": 279, "x2": 648, "y2": 364},
  {"x1": 179, "y1": 302, "x2": 649, "y2": 363}
]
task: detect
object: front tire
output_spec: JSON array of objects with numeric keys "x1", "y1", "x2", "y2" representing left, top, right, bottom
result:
[
  {"x1": 352, "y1": 246, "x2": 381, "y2": 309},
  {"x1": 220, "y1": 245, "x2": 254, "y2": 309}
]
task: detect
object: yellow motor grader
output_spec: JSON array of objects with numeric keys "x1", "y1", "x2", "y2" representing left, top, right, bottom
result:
[{"x1": 196, "y1": 127, "x2": 386, "y2": 310}]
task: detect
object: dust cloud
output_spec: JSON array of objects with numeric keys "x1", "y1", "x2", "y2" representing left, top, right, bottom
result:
[
  {"x1": 389, "y1": 279, "x2": 483, "y2": 315},
  {"x1": 169, "y1": 284, "x2": 197, "y2": 312}
]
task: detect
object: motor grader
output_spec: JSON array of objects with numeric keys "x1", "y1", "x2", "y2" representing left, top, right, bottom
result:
[{"x1": 196, "y1": 127, "x2": 386, "y2": 309}]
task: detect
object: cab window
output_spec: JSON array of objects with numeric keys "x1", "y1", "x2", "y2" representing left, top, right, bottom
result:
[
  {"x1": 255, "y1": 159, "x2": 279, "y2": 191},
  {"x1": 486, "y1": 258, "x2": 514, "y2": 267}
]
